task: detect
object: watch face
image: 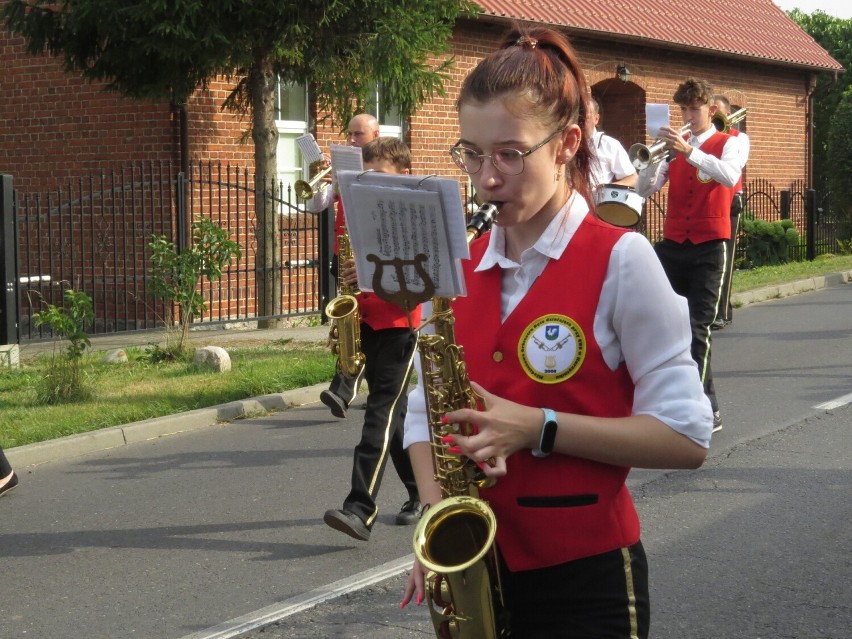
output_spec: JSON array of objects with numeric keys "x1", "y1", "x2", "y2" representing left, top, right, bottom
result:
[{"x1": 541, "y1": 420, "x2": 557, "y2": 454}]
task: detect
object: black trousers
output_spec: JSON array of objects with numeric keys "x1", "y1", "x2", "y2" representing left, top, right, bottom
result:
[
  {"x1": 341, "y1": 324, "x2": 418, "y2": 527},
  {"x1": 655, "y1": 238, "x2": 726, "y2": 413},
  {"x1": 0, "y1": 447, "x2": 12, "y2": 478},
  {"x1": 501, "y1": 542, "x2": 650, "y2": 638},
  {"x1": 717, "y1": 195, "x2": 743, "y2": 323}
]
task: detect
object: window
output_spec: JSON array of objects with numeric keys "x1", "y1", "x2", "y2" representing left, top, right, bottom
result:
[
  {"x1": 365, "y1": 84, "x2": 404, "y2": 139},
  {"x1": 275, "y1": 81, "x2": 309, "y2": 191}
]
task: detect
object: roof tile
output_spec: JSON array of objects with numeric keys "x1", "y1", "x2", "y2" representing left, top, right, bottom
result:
[{"x1": 476, "y1": 0, "x2": 843, "y2": 71}]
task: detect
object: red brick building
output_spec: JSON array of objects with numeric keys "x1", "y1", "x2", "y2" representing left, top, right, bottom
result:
[
  {"x1": 1, "y1": 0, "x2": 842, "y2": 194},
  {"x1": 0, "y1": 0, "x2": 842, "y2": 335}
]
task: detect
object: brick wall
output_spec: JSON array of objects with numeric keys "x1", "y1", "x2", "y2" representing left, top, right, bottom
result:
[{"x1": 1, "y1": 22, "x2": 813, "y2": 195}]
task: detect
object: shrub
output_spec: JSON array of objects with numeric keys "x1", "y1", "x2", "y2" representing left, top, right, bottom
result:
[
  {"x1": 32, "y1": 288, "x2": 94, "y2": 403},
  {"x1": 148, "y1": 217, "x2": 241, "y2": 357},
  {"x1": 739, "y1": 218, "x2": 799, "y2": 268}
]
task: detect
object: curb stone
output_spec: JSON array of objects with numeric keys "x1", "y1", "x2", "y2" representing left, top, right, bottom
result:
[
  {"x1": 6, "y1": 382, "x2": 330, "y2": 469},
  {"x1": 6, "y1": 269, "x2": 851, "y2": 469}
]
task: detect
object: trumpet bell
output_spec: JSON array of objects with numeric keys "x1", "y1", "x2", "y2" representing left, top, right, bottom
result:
[
  {"x1": 295, "y1": 165, "x2": 333, "y2": 201},
  {"x1": 712, "y1": 107, "x2": 747, "y2": 134}
]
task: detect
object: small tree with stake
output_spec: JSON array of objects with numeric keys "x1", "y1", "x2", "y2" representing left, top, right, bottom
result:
[{"x1": 148, "y1": 217, "x2": 241, "y2": 358}]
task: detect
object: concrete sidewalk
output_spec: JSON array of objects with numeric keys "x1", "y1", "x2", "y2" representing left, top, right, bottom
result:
[{"x1": 6, "y1": 269, "x2": 851, "y2": 471}]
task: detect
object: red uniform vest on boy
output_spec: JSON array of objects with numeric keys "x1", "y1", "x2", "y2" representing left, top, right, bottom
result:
[
  {"x1": 336, "y1": 200, "x2": 422, "y2": 330},
  {"x1": 665, "y1": 131, "x2": 734, "y2": 243},
  {"x1": 452, "y1": 215, "x2": 639, "y2": 571}
]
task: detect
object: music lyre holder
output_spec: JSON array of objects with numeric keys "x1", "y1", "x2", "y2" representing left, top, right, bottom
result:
[{"x1": 366, "y1": 253, "x2": 436, "y2": 326}]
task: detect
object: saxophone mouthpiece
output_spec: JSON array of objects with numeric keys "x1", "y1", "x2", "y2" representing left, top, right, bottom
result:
[{"x1": 467, "y1": 202, "x2": 500, "y2": 240}]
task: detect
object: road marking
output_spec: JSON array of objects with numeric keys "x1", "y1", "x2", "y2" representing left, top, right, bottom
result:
[
  {"x1": 176, "y1": 554, "x2": 413, "y2": 639},
  {"x1": 813, "y1": 392, "x2": 852, "y2": 411}
]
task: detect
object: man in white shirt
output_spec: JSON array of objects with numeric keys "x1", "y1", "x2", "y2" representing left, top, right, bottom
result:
[{"x1": 589, "y1": 98, "x2": 637, "y2": 190}]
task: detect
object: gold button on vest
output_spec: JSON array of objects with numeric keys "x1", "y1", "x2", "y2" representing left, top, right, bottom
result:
[{"x1": 492, "y1": 351, "x2": 503, "y2": 362}]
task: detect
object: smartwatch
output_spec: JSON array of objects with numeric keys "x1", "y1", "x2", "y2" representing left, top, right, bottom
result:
[{"x1": 532, "y1": 408, "x2": 558, "y2": 458}]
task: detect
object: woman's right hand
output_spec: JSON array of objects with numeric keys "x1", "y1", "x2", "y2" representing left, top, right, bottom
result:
[{"x1": 400, "y1": 557, "x2": 428, "y2": 609}]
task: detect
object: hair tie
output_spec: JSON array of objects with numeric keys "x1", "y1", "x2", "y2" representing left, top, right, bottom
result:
[{"x1": 515, "y1": 36, "x2": 538, "y2": 49}]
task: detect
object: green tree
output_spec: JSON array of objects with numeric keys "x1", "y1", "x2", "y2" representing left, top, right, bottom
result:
[
  {"x1": 825, "y1": 85, "x2": 852, "y2": 243},
  {"x1": 3, "y1": 0, "x2": 477, "y2": 325},
  {"x1": 787, "y1": 10, "x2": 852, "y2": 194}
]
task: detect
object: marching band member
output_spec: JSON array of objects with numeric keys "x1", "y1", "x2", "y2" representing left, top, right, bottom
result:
[
  {"x1": 401, "y1": 26, "x2": 712, "y2": 638},
  {"x1": 635, "y1": 78, "x2": 742, "y2": 433},
  {"x1": 712, "y1": 95, "x2": 751, "y2": 331}
]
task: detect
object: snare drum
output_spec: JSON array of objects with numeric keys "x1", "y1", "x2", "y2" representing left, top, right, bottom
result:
[{"x1": 594, "y1": 184, "x2": 643, "y2": 228}]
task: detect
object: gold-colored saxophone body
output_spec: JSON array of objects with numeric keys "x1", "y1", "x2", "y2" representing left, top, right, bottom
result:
[
  {"x1": 412, "y1": 202, "x2": 509, "y2": 639},
  {"x1": 325, "y1": 233, "x2": 364, "y2": 378}
]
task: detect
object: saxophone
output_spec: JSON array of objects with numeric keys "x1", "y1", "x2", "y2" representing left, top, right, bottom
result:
[
  {"x1": 325, "y1": 233, "x2": 364, "y2": 378},
  {"x1": 412, "y1": 202, "x2": 509, "y2": 639}
]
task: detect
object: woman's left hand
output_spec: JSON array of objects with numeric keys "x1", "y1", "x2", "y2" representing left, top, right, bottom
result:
[{"x1": 442, "y1": 381, "x2": 539, "y2": 477}]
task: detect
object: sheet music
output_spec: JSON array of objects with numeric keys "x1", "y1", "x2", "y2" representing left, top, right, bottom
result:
[
  {"x1": 295, "y1": 134, "x2": 324, "y2": 165},
  {"x1": 646, "y1": 104, "x2": 670, "y2": 139},
  {"x1": 336, "y1": 171, "x2": 470, "y2": 298}
]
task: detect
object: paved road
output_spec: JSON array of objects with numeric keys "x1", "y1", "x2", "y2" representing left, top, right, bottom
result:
[{"x1": 1, "y1": 280, "x2": 850, "y2": 638}]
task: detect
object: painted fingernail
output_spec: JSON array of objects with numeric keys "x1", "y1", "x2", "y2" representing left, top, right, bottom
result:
[
  {"x1": 447, "y1": 446, "x2": 462, "y2": 454},
  {"x1": 441, "y1": 435, "x2": 455, "y2": 444},
  {"x1": 441, "y1": 415, "x2": 449, "y2": 424}
]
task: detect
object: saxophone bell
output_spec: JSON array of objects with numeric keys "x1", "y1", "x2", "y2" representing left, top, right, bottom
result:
[{"x1": 413, "y1": 496, "x2": 505, "y2": 639}]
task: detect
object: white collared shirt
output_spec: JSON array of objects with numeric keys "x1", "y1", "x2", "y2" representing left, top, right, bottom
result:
[
  {"x1": 635, "y1": 125, "x2": 742, "y2": 197},
  {"x1": 403, "y1": 193, "x2": 713, "y2": 449}
]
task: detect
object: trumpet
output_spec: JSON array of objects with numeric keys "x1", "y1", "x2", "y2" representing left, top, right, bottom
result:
[
  {"x1": 712, "y1": 107, "x2": 747, "y2": 133},
  {"x1": 628, "y1": 123, "x2": 691, "y2": 171},
  {"x1": 294, "y1": 163, "x2": 332, "y2": 201}
]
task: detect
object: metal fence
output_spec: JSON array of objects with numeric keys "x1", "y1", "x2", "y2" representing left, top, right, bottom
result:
[
  {"x1": 638, "y1": 178, "x2": 840, "y2": 263},
  {"x1": 1, "y1": 165, "x2": 842, "y2": 344},
  {"x1": 4, "y1": 163, "x2": 332, "y2": 343}
]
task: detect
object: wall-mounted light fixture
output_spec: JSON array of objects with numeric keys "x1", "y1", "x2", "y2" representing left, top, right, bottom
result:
[{"x1": 616, "y1": 63, "x2": 631, "y2": 83}]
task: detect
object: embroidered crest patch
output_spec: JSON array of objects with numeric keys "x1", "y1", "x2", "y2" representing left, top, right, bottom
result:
[{"x1": 518, "y1": 314, "x2": 585, "y2": 384}]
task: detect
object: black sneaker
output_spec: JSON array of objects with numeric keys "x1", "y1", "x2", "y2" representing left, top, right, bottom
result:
[
  {"x1": 0, "y1": 470, "x2": 18, "y2": 498},
  {"x1": 323, "y1": 509, "x2": 371, "y2": 541},
  {"x1": 712, "y1": 411, "x2": 723, "y2": 433},
  {"x1": 395, "y1": 500, "x2": 422, "y2": 525},
  {"x1": 320, "y1": 390, "x2": 347, "y2": 419},
  {"x1": 711, "y1": 319, "x2": 726, "y2": 330}
]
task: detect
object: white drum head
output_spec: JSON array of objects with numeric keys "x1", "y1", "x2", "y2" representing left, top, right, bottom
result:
[{"x1": 594, "y1": 184, "x2": 643, "y2": 228}]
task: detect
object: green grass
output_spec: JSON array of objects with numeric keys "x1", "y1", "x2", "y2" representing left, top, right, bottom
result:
[
  {"x1": 2, "y1": 253, "x2": 850, "y2": 450},
  {"x1": 731, "y1": 254, "x2": 852, "y2": 292},
  {"x1": 0, "y1": 342, "x2": 335, "y2": 449}
]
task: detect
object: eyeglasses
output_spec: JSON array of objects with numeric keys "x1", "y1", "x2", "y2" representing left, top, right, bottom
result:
[{"x1": 449, "y1": 128, "x2": 567, "y2": 176}]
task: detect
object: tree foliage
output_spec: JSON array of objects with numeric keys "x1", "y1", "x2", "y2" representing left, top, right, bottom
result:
[
  {"x1": 3, "y1": 0, "x2": 477, "y2": 325},
  {"x1": 2, "y1": 0, "x2": 477, "y2": 128},
  {"x1": 826, "y1": 85, "x2": 852, "y2": 238},
  {"x1": 787, "y1": 10, "x2": 852, "y2": 193}
]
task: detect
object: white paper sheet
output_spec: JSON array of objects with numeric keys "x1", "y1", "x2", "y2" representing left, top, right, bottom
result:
[
  {"x1": 336, "y1": 171, "x2": 470, "y2": 299},
  {"x1": 295, "y1": 134, "x2": 324, "y2": 165},
  {"x1": 646, "y1": 104, "x2": 671, "y2": 139}
]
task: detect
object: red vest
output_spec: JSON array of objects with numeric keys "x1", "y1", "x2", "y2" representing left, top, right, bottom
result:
[
  {"x1": 665, "y1": 131, "x2": 734, "y2": 243},
  {"x1": 729, "y1": 128, "x2": 743, "y2": 193},
  {"x1": 336, "y1": 201, "x2": 422, "y2": 330},
  {"x1": 452, "y1": 215, "x2": 639, "y2": 571}
]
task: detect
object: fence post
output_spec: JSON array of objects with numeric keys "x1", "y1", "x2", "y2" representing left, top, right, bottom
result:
[
  {"x1": 318, "y1": 204, "x2": 335, "y2": 324},
  {"x1": 0, "y1": 175, "x2": 18, "y2": 345},
  {"x1": 806, "y1": 189, "x2": 816, "y2": 261},
  {"x1": 779, "y1": 189, "x2": 790, "y2": 220}
]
